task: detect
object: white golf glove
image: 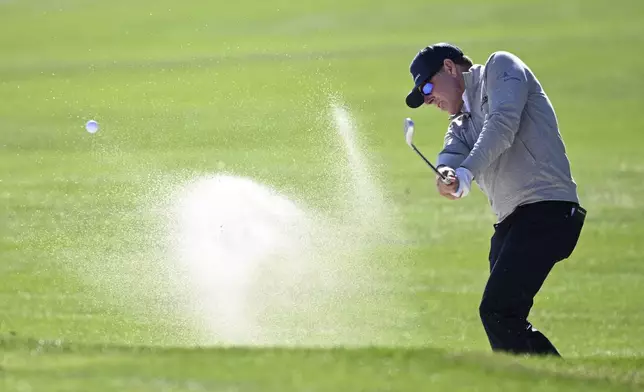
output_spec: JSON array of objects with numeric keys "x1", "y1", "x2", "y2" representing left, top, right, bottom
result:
[{"x1": 450, "y1": 167, "x2": 473, "y2": 198}]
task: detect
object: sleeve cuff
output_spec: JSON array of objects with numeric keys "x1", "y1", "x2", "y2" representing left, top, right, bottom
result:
[{"x1": 450, "y1": 167, "x2": 474, "y2": 198}]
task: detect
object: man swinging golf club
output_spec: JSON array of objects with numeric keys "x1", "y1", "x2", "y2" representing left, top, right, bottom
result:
[{"x1": 404, "y1": 43, "x2": 586, "y2": 356}]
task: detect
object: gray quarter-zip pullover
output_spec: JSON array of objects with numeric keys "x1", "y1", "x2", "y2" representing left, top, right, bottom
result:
[{"x1": 437, "y1": 51, "x2": 579, "y2": 222}]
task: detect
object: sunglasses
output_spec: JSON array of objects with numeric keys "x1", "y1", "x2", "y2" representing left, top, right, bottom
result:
[{"x1": 419, "y1": 81, "x2": 434, "y2": 96}]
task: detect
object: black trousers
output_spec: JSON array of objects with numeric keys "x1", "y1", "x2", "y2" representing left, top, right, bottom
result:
[{"x1": 479, "y1": 200, "x2": 586, "y2": 356}]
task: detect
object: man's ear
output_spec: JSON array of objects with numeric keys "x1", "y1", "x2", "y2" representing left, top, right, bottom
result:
[{"x1": 443, "y1": 59, "x2": 458, "y2": 76}]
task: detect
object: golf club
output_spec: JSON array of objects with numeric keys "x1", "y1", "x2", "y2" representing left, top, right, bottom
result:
[{"x1": 403, "y1": 117, "x2": 452, "y2": 184}]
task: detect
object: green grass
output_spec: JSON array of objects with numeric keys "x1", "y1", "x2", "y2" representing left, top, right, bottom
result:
[
  {"x1": 2, "y1": 0, "x2": 644, "y2": 390},
  {"x1": 3, "y1": 337, "x2": 644, "y2": 392}
]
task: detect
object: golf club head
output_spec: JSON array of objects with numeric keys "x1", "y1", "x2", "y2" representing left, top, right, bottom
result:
[{"x1": 403, "y1": 117, "x2": 415, "y2": 148}]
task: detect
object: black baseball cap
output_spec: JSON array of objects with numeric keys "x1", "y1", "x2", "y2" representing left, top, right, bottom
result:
[{"x1": 405, "y1": 43, "x2": 465, "y2": 108}]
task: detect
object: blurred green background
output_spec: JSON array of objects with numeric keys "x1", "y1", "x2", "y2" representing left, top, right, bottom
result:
[{"x1": 1, "y1": 0, "x2": 643, "y2": 390}]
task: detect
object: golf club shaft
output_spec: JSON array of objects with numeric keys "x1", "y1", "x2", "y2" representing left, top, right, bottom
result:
[{"x1": 411, "y1": 143, "x2": 449, "y2": 182}]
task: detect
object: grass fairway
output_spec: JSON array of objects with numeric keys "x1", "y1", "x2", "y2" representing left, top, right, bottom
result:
[
  {"x1": 3, "y1": 339, "x2": 643, "y2": 392},
  {"x1": 2, "y1": 0, "x2": 644, "y2": 390}
]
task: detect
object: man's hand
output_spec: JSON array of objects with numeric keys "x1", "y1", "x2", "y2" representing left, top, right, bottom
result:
[{"x1": 436, "y1": 166, "x2": 460, "y2": 200}]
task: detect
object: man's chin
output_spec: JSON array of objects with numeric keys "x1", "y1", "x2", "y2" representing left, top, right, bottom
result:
[{"x1": 439, "y1": 103, "x2": 458, "y2": 115}]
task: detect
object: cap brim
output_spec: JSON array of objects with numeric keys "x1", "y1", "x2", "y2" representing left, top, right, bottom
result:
[{"x1": 406, "y1": 88, "x2": 424, "y2": 109}]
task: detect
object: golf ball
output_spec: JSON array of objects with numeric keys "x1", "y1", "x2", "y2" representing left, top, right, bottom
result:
[{"x1": 85, "y1": 120, "x2": 99, "y2": 134}]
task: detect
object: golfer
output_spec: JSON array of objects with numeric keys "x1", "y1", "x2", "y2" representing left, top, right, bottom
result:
[{"x1": 405, "y1": 43, "x2": 586, "y2": 356}]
